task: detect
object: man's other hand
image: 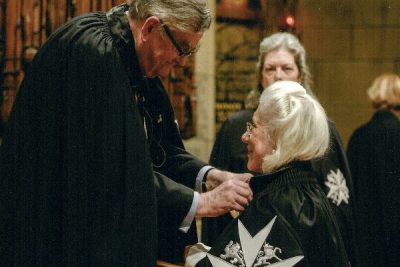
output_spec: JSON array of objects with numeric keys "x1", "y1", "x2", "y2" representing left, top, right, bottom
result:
[
  {"x1": 196, "y1": 179, "x2": 253, "y2": 217},
  {"x1": 205, "y1": 169, "x2": 252, "y2": 191}
]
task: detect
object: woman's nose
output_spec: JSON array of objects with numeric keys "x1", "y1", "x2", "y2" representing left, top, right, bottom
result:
[
  {"x1": 241, "y1": 131, "x2": 249, "y2": 143},
  {"x1": 274, "y1": 68, "x2": 283, "y2": 80}
]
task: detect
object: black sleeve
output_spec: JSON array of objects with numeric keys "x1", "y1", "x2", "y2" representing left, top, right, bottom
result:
[
  {"x1": 154, "y1": 170, "x2": 199, "y2": 263},
  {"x1": 154, "y1": 171, "x2": 194, "y2": 228},
  {"x1": 144, "y1": 78, "x2": 207, "y2": 188}
]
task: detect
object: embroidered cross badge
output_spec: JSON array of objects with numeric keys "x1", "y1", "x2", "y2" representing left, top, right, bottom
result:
[{"x1": 325, "y1": 168, "x2": 350, "y2": 206}]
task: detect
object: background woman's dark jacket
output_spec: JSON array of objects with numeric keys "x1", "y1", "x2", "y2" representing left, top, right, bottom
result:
[{"x1": 347, "y1": 110, "x2": 400, "y2": 267}]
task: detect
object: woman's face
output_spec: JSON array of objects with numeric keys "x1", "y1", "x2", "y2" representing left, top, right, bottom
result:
[
  {"x1": 260, "y1": 49, "x2": 301, "y2": 88},
  {"x1": 241, "y1": 110, "x2": 275, "y2": 173}
]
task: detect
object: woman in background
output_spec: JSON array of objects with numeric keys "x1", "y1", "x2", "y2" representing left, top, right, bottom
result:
[{"x1": 347, "y1": 73, "x2": 400, "y2": 267}]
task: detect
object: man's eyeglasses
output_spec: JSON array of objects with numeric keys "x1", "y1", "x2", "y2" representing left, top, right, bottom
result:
[{"x1": 159, "y1": 19, "x2": 198, "y2": 57}]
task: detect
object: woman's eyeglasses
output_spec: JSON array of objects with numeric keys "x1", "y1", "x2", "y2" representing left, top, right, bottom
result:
[{"x1": 245, "y1": 121, "x2": 256, "y2": 136}]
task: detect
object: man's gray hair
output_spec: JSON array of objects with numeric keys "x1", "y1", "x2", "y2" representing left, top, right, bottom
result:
[{"x1": 127, "y1": 0, "x2": 211, "y2": 32}]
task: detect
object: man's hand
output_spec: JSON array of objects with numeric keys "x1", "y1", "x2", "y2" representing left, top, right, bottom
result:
[
  {"x1": 196, "y1": 179, "x2": 253, "y2": 217},
  {"x1": 205, "y1": 169, "x2": 253, "y2": 191}
]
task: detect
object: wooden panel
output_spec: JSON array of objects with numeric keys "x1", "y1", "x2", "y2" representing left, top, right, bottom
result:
[{"x1": 1, "y1": 0, "x2": 21, "y2": 123}]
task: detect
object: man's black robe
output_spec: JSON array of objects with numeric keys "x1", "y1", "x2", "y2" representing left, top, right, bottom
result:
[
  {"x1": 108, "y1": 5, "x2": 207, "y2": 264},
  {"x1": 0, "y1": 6, "x2": 195, "y2": 266},
  {"x1": 140, "y1": 77, "x2": 205, "y2": 263}
]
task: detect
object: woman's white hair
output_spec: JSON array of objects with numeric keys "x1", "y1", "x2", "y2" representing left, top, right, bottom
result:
[{"x1": 257, "y1": 81, "x2": 329, "y2": 173}]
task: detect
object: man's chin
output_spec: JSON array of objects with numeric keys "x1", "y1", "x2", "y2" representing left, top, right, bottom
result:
[
  {"x1": 158, "y1": 68, "x2": 173, "y2": 79},
  {"x1": 146, "y1": 66, "x2": 173, "y2": 79},
  {"x1": 157, "y1": 73, "x2": 168, "y2": 79}
]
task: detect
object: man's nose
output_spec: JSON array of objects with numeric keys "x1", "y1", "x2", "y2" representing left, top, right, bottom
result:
[{"x1": 175, "y1": 55, "x2": 187, "y2": 66}]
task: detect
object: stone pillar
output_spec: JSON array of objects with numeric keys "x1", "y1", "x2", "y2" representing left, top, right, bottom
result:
[{"x1": 183, "y1": 0, "x2": 216, "y2": 162}]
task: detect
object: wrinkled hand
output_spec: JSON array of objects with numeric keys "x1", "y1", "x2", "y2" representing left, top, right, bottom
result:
[
  {"x1": 205, "y1": 169, "x2": 253, "y2": 191},
  {"x1": 196, "y1": 179, "x2": 253, "y2": 217}
]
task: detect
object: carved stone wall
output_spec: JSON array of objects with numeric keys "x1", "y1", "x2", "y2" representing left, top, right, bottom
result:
[
  {"x1": 294, "y1": 0, "x2": 400, "y2": 146},
  {"x1": 214, "y1": 23, "x2": 259, "y2": 131}
]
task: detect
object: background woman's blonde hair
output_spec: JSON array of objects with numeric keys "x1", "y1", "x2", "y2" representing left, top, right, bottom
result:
[
  {"x1": 257, "y1": 81, "x2": 329, "y2": 174},
  {"x1": 367, "y1": 73, "x2": 400, "y2": 110}
]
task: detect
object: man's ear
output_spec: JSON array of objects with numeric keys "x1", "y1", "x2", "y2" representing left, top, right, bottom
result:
[{"x1": 141, "y1": 16, "x2": 160, "y2": 41}]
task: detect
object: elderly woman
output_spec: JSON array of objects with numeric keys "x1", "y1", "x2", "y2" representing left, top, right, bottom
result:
[
  {"x1": 189, "y1": 81, "x2": 349, "y2": 267},
  {"x1": 204, "y1": 32, "x2": 356, "y2": 265},
  {"x1": 347, "y1": 73, "x2": 400, "y2": 266}
]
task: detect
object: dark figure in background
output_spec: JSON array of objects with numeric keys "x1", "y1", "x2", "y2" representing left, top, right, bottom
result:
[
  {"x1": 0, "y1": 116, "x2": 3, "y2": 143},
  {"x1": 188, "y1": 81, "x2": 349, "y2": 267},
  {"x1": 347, "y1": 73, "x2": 400, "y2": 267},
  {"x1": 202, "y1": 32, "x2": 356, "y2": 266},
  {"x1": 0, "y1": 1, "x2": 253, "y2": 266}
]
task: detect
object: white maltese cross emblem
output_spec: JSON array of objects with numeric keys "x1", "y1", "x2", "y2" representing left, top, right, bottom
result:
[
  {"x1": 186, "y1": 216, "x2": 304, "y2": 267},
  {"x1": 325, "y1": 168, "x2": 350, "y2": 206}
]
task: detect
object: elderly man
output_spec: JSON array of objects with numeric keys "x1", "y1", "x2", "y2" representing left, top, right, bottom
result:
[{"x1": 0, "y1": 1, "x2": 252, "y2": 266}]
